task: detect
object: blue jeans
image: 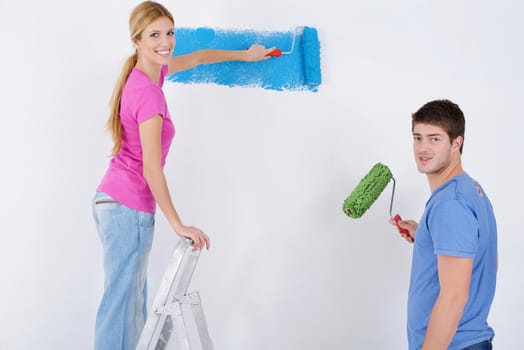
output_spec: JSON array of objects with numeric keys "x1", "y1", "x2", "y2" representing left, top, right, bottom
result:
[
  {"x1": 92, "y1": 192, "x2": 155, "y2": 350},
  {"x1": 462, "y1": 339, "x2": 493, "y2": 350}
]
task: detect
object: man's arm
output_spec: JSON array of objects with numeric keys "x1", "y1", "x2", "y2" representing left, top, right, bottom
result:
[{"x1": 422, "y1": 255, "x2": 473, "y2": 350}]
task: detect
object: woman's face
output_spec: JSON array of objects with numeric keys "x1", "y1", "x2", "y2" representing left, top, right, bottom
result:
[{"x1": 134, "y1": 16, "x2": 175, "y2": 67}]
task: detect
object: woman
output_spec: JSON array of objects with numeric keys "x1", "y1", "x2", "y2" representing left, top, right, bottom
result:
[{"x1": 92, "y1": 1, "x2": 274, "y2": 349}]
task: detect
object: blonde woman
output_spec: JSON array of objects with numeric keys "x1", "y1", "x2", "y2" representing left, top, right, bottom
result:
[{"x1": 92, "y1": 1, "x2": 273, "y2": 349}]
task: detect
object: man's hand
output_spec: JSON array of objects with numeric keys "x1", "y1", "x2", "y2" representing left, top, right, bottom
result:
[{"x1": 389, "y1": 216, "x2": 418, "y2": 243}]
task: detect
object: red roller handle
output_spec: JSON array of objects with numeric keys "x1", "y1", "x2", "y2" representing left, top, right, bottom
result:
[
  {"x1": 392, "y1": 214, "x2": 414, "y2": 242},
  {"x1": 265, "y1": 48, "x2": 282, "y2": 57}
]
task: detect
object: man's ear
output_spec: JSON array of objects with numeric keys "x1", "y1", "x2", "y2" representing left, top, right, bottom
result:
[{"x1": 452, "y1": 136, "x2": 463, "y2": 152}]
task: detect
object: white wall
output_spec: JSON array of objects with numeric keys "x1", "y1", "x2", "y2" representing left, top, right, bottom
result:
[{"x1": 1, "y1": 0, "x2": 523, "y2": 349}]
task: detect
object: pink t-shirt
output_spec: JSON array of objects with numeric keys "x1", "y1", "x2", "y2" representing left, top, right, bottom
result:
[{"x1": 97, "y1": 65, "x2": 175, "y2": 213}]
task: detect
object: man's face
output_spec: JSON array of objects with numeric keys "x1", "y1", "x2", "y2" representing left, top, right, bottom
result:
[{"x1": 412, "y1": 123, "x2": 461, "y2": 175}]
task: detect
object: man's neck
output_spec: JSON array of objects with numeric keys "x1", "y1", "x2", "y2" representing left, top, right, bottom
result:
[{"x1": 427, "y1": 158, "x2": 464, "y2": 192}]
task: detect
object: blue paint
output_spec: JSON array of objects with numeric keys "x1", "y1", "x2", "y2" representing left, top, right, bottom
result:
[
  {"x1": 168, "y1": 27, "x2": 321, "y2": 92},
  {"x1": 302, "y1": 27, "x2": 321, "y2": 86}
]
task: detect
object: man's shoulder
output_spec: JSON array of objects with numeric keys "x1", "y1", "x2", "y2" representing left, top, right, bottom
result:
[
  {"x1": 429, "y1": 174, "x2": 488, "y2": 217},
  {"x1": 434, "y1": 173, "x2": 479, "y2": 200}
]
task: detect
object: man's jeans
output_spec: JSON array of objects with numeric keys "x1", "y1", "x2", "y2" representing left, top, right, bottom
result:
[{"x1": 462, "y1": 339, "x2": 493, "y2": 350}]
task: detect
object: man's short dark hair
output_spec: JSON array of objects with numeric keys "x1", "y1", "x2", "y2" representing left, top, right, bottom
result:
[{"x1": 412, "y1": 99, "x2": 465, "y2": 153}]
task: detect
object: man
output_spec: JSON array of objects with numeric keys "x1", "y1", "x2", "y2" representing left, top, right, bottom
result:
[{"x1": 396, "y1": 99, "x2": 497, "y2": 350}]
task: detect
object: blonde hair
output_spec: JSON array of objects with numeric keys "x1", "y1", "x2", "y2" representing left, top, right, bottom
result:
[{"x1": 107, "y1": 1, "x2": 174, "y2": 156}]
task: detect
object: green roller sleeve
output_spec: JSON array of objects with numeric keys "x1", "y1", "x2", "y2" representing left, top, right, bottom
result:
[{"x1": 343, "y1": 163, "x2": 393, "y2": 218}]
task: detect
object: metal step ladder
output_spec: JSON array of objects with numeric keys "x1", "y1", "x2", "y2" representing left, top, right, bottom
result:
[{"x1": 136, "y1": 238, "x2": 214, "y2": 350}]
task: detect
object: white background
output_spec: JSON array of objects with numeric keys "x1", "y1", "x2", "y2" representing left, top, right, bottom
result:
[{"x1": 1, "y1": 0, "x2": 523, "y2": 349}]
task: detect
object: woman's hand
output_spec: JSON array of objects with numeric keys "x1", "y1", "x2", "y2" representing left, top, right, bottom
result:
[
  {"x1": 245, "y1": 44, "x2": 276, "y2": 62},
  {"x1": 175, "y1": 225, "x2": 211, "y2": 251}
]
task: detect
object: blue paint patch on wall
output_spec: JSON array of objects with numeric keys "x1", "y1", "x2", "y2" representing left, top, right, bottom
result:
[{"x1": 168, "y1": 27, "x2": 321, "y2": 92}]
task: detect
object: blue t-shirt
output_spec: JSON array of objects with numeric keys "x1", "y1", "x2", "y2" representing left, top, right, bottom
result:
[{"x1": 408, "y1": 173, "x2": 497, "y2": 350}]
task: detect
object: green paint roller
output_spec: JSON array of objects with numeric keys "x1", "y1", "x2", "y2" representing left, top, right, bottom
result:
[{"x1": 342, "y1": 163, "x2": 414, "y2": 241}]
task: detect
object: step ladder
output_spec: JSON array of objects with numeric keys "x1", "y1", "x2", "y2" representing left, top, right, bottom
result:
[{"x1": 136, "y1": 238, "x2": 214, "y2": 350}]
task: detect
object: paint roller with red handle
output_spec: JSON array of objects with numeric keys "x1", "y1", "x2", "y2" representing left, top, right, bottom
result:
[
  {"x1": 264, "y1": 27, "x2": 299, "y2": 57},
  {"x1": 342, "y1": 163, "x2": 414, "y2": 242},
  {"x1": 263, "y1": 26, "x2": 322, "y2": 86},
  {"x1": 266, "y1": 48, "x2": 283, "y2": 57}
]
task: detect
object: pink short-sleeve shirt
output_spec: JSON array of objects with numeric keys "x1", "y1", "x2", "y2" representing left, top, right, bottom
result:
[{"x1": 97, "y1": 65, "x2": 175, "y2": 213}]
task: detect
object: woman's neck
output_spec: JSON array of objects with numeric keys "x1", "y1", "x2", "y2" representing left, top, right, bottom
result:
[{"x1": 135, "y1": 60, "x2": 162, "y2": 84}]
